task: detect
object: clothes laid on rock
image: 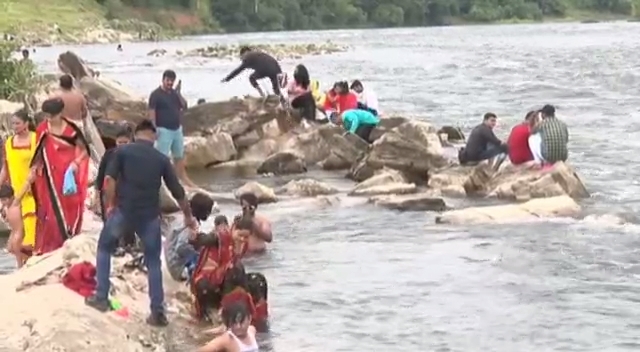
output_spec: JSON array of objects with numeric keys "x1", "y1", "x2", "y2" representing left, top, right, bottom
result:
[{"x1": 62, "y1": 261, "x2": 97, "y2": 297}]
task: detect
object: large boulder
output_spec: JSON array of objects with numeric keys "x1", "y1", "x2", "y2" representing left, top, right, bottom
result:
[
  {"x1": 349, "y1": 120, "x2": 450, "y2": 182},
  {"x1": 257, "y1": 151, "x2": 307, "y2": 175},
  {"x1": 429, "y1": 161, "x2": 589, "y2": 201},
  {"x1": 435, "y1": 195, "x2": 581, "y2": 224},
  {"x1": 278, "y1": 179, "x2": 338, "y2": 197},
  {"x1": 234, "y1": 181, "x2": 277, "y2": 204},
  {"x1": 183, "y1": 134, "x2": 237, "y2": 169}
]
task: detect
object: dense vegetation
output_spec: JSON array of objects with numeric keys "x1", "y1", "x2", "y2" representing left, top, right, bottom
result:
[
  {"x1": 0, "y1": 42, "x2": 38, "y2": 101},
  {"x1": 99, "y1": 0, "x2": 639, "y2": 32}
]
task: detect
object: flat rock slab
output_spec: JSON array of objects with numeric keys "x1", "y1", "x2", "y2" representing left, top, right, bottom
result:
[{"x1": 370, "y1": 193, "x2": 448, "y2": 211}]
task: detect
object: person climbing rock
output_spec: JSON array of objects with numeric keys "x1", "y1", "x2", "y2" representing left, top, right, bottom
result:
[{"x1": 221, "y1": 46, "x2": 285, "y2": 105}]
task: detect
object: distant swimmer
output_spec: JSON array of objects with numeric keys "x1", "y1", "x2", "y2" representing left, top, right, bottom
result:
[
  {"x1": 221, "y1": 46, "x2": 284, "y2": 104},
  {"x1": 117, "y1": 44, "x2": 123, "y2": 52}
]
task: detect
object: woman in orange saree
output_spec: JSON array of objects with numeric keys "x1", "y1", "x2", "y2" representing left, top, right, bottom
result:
[{"x1": 18, "y1": 98, "x2": 90, "y2": 255}]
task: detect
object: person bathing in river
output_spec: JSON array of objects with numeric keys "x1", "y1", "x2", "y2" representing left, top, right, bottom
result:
[
  {"x1": 322, "y1": 81, "x2": 358, "y2": 115},
  {"x1": 350, "y1": 80, "x2": 380, "y2": 116},
  {"x1": 166, "y1": 193, "x2": 215, "y2": 282},
  {"x1": 221, "y1": 46, "x2": 285, "y2": 105},
  {"x1": 287, "y1": 64, "x2": 317, "y2": 122},
  {"x1": 236, "y1": 193, "x2": 272, "y2": 254},
  {"x1": 331, "y1": 109, "x2": 380, "y2": 144},
  {"x1": 0, "y1": 110, "x2": 37, "y2": 261},
  {"x1": 197, "y1": 301, "x2": 260, "y2": 352},
  {"x1": 507, "y1": 110, "x2": 536, "y2": 165},
  {"x1": 0, "y1": 185, "x2": 28, "y2": 267},
  {"x1": 458, "y1": 112, "x2": 508, "y2": 166}
]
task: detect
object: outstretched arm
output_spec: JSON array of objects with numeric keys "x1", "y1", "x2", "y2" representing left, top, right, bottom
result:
[{"x1": 222, "y1": 61, "x2": 248, "y2": 82}]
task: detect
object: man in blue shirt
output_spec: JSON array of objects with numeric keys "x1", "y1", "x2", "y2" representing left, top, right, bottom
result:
[
  {"x1": 85, "y1": 119, "x2": 198, "y2": 327},
  {"x1": 148, "y1": 69, "x2": 195, "y2": 187}
]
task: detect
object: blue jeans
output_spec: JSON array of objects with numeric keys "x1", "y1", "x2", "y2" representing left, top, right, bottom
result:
[
  {"x1": 155, "y1": 126, "x2": 185, "y2": 159},
  {"x1": 95, "y1": 208, "x2": 165, "y2": 314},
  {"x1": 478, "y1": 144, "x2": 507, "y2": 161}
]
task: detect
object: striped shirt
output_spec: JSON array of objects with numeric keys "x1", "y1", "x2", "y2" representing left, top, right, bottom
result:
[{"x1": 533, "y1": 117, "x2": 569, "y2": 163}]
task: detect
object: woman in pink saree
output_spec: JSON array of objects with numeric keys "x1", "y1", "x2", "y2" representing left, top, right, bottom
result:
[{"x1": 17, "y1": 98, "x2": 90, "y2": 255}]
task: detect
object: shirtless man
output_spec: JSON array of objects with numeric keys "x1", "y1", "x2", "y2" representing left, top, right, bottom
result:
[
  {"x1": 0, "y1": 185, "x2": 26, "y2": 267},
  {"x1": 237, "y1": 193, "x2": 272, "y2": 254},
  {"x1": 52, "y1": 74, "x2": 88, "y2": 122}
]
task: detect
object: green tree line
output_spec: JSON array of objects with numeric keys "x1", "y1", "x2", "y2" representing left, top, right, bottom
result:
[{"x1": 97, "y1": 0, "x2": 640, "y2": 32}]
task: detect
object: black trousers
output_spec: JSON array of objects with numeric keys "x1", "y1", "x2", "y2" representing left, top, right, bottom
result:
[
  {"x1": 291, "y1": 92, "x2": 317, "y2": 122},
  {"x1": 249, "y1": 71, "x2": 281, "y2": 96},
  {"x1": 354, "y1": 124, "x2": 376, "y2": 144}
]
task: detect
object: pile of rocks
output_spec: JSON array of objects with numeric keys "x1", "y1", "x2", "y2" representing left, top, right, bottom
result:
[{"x1": 147, "y1": 41, "x2": 348, "y2": 59}]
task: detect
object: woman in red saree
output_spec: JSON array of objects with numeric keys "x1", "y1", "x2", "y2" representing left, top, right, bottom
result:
[{"x1": 19, "y1": 98, "x2": 90, "y2": 255}]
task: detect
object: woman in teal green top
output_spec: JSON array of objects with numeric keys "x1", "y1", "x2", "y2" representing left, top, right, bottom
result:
[{"x1": 330, "y1": 109, "x2": 380, "y2": 143}]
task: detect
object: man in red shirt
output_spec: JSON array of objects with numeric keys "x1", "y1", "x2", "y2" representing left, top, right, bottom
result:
[{"x1": 507, "y1": 111, "x2": 537, "y2": 165}]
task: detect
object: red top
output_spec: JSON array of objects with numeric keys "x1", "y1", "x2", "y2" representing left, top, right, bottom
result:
[
  {"x1": 323, "y1": 91, "x2": 358, "y2": 114},
  {"x1": 507, "y1": 123, "x2": 533, "y2": 165}
]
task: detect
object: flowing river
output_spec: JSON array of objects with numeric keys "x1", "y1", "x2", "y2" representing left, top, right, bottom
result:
[{"x1": 3, "y1": 22, "x2": 640, "y2": 351}]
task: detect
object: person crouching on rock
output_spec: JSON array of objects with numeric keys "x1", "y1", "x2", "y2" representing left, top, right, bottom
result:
[
  {"x1": 219, "y1": 263, "x2": 257, "y2": 325},
  {"x1": 235, "y1": 193, "x2": 273, "y2": 255},
  {"x1": 323, "y1": 81, "x2": 359, "y2": 115},
  {"x1": 197, "y1": 301, "x2": 259, "y2": 352},
  {"x1": 286, "y1": 64, "x2": 317, "y2": 123},
  {"x1": 350, "y1": 80, "x2": 380, "y2": 116},
  {"x1": 166, "y1": 192, "x2": 215, "y2": 282},
  {"x1": 221, "y1": 46, "x2": 285, "y2": 106},
  {"x1": 330, "y1": 109, "x2": 380, "y2": 144}
]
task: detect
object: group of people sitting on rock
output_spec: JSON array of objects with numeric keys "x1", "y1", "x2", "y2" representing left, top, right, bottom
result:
[
  {"x1": 459, "y1": 104, "x2": 569, "y2": 169},
  {"x1": 220, "y1": 45, "x2": 382, "y2": 144}
]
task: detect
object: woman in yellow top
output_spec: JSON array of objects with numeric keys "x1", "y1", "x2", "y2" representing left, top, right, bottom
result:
[{"x1": 0, "y1": 110, "x2": 37, "y2": 266}]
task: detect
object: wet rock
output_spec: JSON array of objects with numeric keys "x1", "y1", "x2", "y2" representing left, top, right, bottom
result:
[
  {"x1": 437, "y1": 126, "x2": 465, "y2": 143},
  {"x1": 435, "y1": 195, "x2": 581, "y2": 225},
  {"x1": 350, "y1": 168, "x2": 407, "y2": 193},
  {"x1": 0, "y1": 210, "x2": 179, "y2": 351},
  {"x1": 279, "y1": 179, "x2": 338, "y2": 197},
  {"x1": 370, "y1": 193, "x2": 447, "y2": 211},
  {"x1": 349, "y1": 182, "x2": 417, "y2": 196},
  {"x1": 147, "y1": 48, "x2": 168, "y2": 56},
  {"x1": 257, "y1": 151, "x2": 307, "y2": 175},
  {"x1": 349, "y1": 120, "x2": 450, "y2": 182},
  {"x1": 429, "y1": 161, "x2": 589, "y2": 201},
  {"x1": 184, "y1": 41, "x2": 349, "y2": 60},
  {"x1": 234, "y1": 181, "x2": 277, "y2": 204},
  {"x1": 318, "y1": 153, "x2": 351, "y2": 170},
  {"x1": 183, "y1": 134, "x2": 237, "y2": 169}
]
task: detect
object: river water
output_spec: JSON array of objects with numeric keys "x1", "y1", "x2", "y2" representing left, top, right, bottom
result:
[{"x1": 3, "y1": 22, "x2": 640, "y2": 351}]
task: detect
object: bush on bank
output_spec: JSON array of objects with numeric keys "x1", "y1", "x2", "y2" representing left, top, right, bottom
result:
[{"x1": 0, "y1": 41, "x2": 38, "y2": 101}]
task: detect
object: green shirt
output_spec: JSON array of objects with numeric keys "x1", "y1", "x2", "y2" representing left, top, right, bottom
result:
[{"x1": 533, "y1": 117, "x2": 569, "y2": 163}]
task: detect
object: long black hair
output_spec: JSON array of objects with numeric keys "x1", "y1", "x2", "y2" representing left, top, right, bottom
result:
[{"x1": 293, "y1": 64, "x2": 310, "y2": 90}]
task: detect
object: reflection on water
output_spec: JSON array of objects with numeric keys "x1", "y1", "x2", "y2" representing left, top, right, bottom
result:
[{"x1": 3, "y1": 22, "x2": 640, "y2": 350}]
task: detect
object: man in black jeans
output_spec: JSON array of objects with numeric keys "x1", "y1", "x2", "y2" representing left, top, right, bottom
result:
[
  {"x1": 85, "y1": 119, "x2": 198, "y2": 327},
  {"x1": 459, "y1": 112, "x2": 508, "y2": 165},
  {"x1": 221, "y1": 46, "x2": 285, "y2": 105}
]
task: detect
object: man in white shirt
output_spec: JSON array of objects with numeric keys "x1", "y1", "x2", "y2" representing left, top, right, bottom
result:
[{"x1": 351, "y1": 80, "x2": 380, "y2": 116}]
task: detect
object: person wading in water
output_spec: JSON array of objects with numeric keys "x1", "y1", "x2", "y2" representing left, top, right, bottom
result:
[
  {"x1": 236, "y1": 193, "x2": 272, "y2": 254},
  {"x1": 197, "y1": 301, "x2": 260, "y2": 352},
  {"x1": 221, "y1": 46, "x2": 285, "y2": 105}
]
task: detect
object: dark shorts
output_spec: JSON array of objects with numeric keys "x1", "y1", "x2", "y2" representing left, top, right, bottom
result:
[
  {"x1": 249, "y1": 70, "x2": 282, "y2": 96},
  {"x1": 354, "y1": 124, "x2": 376, "y2": 144}
]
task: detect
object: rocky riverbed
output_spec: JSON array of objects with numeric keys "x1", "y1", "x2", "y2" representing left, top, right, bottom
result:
[{"x1": 146, "y1": 41, "x2": 349, "y2": 60}]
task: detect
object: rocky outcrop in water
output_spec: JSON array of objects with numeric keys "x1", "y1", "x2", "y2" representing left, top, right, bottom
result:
[
  {"x1": 0, "y1": 210, "x2": 189, "y2": 351},
  {"x1": 169, "y1": 42, "x2": 348, "y2": 60}
]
